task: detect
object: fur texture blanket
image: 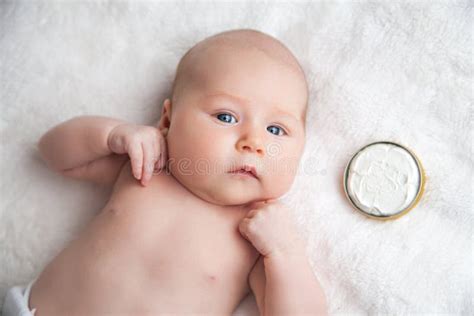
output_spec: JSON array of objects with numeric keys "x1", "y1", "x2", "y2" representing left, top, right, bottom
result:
[{"x1": 0, "y1": 1, "x2": 472, "y2": 314}]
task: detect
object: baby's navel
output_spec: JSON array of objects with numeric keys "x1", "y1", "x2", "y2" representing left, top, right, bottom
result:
[{"x1": 207, "y1": 274, "x2": 217, "y2": 282}]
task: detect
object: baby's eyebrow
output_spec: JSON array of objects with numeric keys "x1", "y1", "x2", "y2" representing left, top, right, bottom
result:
[
  {"x1": 203, "y1": 92, "x2": 247, "y2": 106},
  {"x1": 203, "y1": 91, "x2": 303, "y2": 125},
  {"x1": 272, "y1": 109, "x2": 301, "y2": 125}
]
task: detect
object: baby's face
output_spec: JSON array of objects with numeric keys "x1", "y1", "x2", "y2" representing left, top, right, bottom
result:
[{"x1": 164, "y1": 45, "x2": 307, "y2": 206}]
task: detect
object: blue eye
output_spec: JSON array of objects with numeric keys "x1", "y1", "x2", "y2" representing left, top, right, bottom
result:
[
  {"x1": 216, "y1": 113, "x2": 237, "y2": 124},
  {"x1": 267, "y1": 125, "x2": 286, "y2": 136}
]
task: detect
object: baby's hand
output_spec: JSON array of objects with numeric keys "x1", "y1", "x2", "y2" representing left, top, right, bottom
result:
[
  {"x1": 239, "y1": 200, "x2": 306, "y2": 259},
  {"x1": 107, "y1": 123, "x2": 167, "y2": 186}
]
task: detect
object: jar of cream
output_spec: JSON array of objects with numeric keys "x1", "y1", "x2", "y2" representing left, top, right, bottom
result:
[{"x1": 343, "y1": 141, "x2": 425, "y2": 220}]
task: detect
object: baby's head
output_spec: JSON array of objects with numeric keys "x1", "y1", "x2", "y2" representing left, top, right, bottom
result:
[{"x1": 158, "y1": 29, "x2": 308, "y2": 206}]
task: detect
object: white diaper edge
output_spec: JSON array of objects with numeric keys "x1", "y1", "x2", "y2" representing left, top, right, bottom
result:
[
  {"x1": 2, "y1": 280, "x2": 35, "y2": 316},
  {"x1": 23, "y1": 278, "x2": 37, "y2": 315}
]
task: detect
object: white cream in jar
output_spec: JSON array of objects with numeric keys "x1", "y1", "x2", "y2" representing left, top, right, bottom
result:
[{"x1": 344, "y1": 142, "x2": 424, "y2": 219}]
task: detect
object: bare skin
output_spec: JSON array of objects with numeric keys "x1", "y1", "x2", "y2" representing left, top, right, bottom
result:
[
  {"x1": 30, "y1": 161, "x2": 260, "y2": 315},
  {"x1": 29, "y1": 30, "x2": 328, "y2": 315}
]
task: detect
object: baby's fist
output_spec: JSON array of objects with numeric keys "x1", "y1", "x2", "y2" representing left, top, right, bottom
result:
[{"x1": 238, "y1": 200, "x2": 306, "y2": 258}]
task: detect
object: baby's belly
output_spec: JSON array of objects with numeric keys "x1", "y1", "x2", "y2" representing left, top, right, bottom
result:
[{"x1": 29, "y1": 203, "x2": 258, "y2": 315}]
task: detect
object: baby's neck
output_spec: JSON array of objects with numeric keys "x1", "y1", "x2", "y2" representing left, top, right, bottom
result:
[{"x1": 162, "y1": 162, "x2": 271, "y2": 214}]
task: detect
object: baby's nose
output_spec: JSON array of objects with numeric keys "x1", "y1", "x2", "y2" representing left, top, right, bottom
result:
[{"x1": 236, "y1": 137, "x2": 265, "y2": 156}]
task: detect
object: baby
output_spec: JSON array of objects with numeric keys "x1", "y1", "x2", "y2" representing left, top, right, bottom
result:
[{"x1": 3, "y1": 29, "x2": 328, "y2": 315}]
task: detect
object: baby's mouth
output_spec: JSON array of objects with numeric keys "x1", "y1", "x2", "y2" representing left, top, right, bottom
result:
[{"x1": 227, "y1": 165, "x2": 259, "y2": 179}]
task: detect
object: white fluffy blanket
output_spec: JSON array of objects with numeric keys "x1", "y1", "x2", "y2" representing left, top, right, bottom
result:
[{"x1": 1, "y1": 1, "x2": 472, "y2": 314}]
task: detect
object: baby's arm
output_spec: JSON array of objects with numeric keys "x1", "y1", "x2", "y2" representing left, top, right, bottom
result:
[
  {"x1": 240, "y1": 201, "x2": 328, "y2": 315},
  {"x1": 263, "y1": 251, "x2": 328, "y2": 316},
  {"x1": 38, "y1": 116, "x2": 167, "y2": 186},
  {"x1": 38, "y1": 116, "x2": 128, "y2": 172}
]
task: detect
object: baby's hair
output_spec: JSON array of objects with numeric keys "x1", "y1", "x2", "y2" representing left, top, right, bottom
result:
[{"x1": 170, "y1": 29, "x2": 308, "y2": 112}]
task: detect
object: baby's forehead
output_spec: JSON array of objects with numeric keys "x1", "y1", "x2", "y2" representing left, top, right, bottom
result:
[
  {"x1": 175, "y1": 31, "x2": 307, "y2": 85},
  {"x1": 186, "y1": 58, "x2": 306, "y2": 119},
  {"x1": 172, "y1": 31, "x2": 308, "y2": 120},
  {"x1": 207, "y1": 33, "x2": 296, "y2": 63},
  {"x1": 192, "y1": 35, "x2": 304, "y2": 80}
]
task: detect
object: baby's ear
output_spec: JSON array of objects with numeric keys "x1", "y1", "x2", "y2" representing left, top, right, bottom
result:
[{"x1": 158, "y1": 98, "x2": 172, "y2": 136}]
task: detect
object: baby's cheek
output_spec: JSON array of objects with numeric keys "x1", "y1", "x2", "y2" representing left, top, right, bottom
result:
[
  {"x1": 263, "y1": 156, "x2": 300, "y2": 194},
  {"x1": 261, "y1": 173, "x2": 293, "y2": 197}
]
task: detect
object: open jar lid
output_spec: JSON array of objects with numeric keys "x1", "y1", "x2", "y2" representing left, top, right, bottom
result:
[{"x1": 343, "y1": 141, "x2": 425, "y2": 220}]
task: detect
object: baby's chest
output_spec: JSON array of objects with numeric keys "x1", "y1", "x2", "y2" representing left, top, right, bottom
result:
[
  {"x1": 106, "y1": 202, "x2": 253, "y2": 264},
  {"x1": 95, "y1": 203, "x2": 256, "y2": 299},
  {"x1": 104, "y1": 174, "x2": 258, "y2": 282}
]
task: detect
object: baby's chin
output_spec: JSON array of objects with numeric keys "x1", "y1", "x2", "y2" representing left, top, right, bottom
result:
[
  {"x1": 167, "y1": 166, "x2": 290, "y2": 206},
  {"x1": 177, "y1": 176, "x2": 271, "y2": 206},
  {"x1": 192, "y1": 184, "x2": 265, "y2": 206}
]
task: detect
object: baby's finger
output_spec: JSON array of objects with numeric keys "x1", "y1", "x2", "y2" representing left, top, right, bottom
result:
[
  {"x1": 238, "y1": 218, "x2": 252, "y2": 241},
  {"x1": 152, "y1": 137, "x2": 161, "y2": 170},
  {"x1": 141, "y1": 142, "x2": 155, "y2": 185},
  {"x1": 155, "y1": 133, "x2": 167, "y2": 171},
  {"x1": 160, "y1": 133, "x2": 168, "y2": 165},
  {"x1": 153, "y1": 154, "x2": 163, "y2": 174},
  {"x1": 128, "y1": 142, "x2": 143, "y2": 180}
]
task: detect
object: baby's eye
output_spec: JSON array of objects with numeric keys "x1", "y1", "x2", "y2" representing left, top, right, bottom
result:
[
  {"x1": 216, "y1": 113, "x2": 237, "y2": 124},
  {"x1": 267, "y1": 125, "x2": 286, "y2": 136}
]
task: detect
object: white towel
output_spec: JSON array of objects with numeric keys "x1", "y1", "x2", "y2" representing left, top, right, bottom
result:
[{"x1": 0, "y1": 1, "x2": 472, "y2": 314}]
